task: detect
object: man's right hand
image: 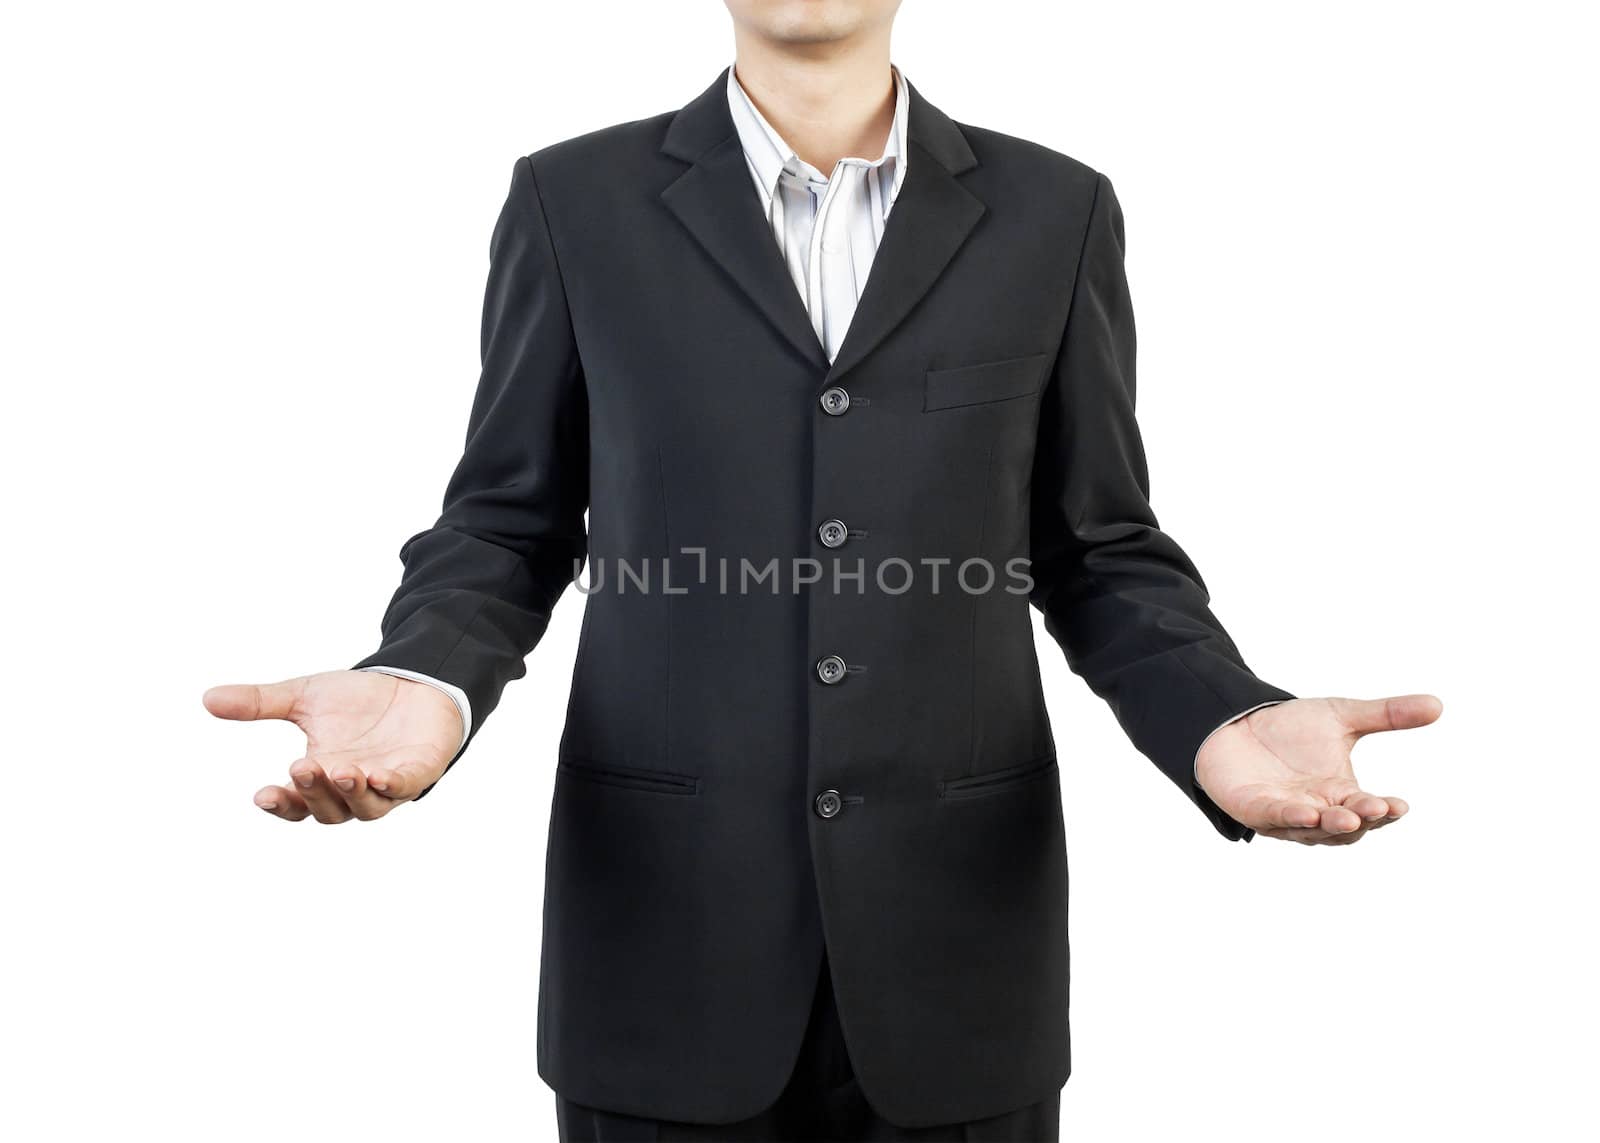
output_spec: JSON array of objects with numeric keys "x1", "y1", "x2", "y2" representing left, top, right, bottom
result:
[{"x1": 203, "y1": 670, "x2": 463, "y2": 823}]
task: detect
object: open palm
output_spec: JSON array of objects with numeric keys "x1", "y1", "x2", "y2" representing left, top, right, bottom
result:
[
  {"x1": 1196, "y1": 694, "x2": 1442, "y2": 845},
  {"x1": 203, "y1": 670, "x2": 462, "y2": 822}
]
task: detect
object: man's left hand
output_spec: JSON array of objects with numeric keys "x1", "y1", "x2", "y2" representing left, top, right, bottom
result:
[{"x1": 1195, "y1": 695, "x2": 1442, "y2": 845}]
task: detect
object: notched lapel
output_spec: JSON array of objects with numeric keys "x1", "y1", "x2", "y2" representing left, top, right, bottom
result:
[
  {"x1": 660, "y1": 136, "x2": 830, "y2": 372},
  {"x1": 657, "y1": 68, "x2": 987, "y2": 383},
  {"x1": 824, "y1": 79, "x2": 986, "y2": 385},
  {"x1": 822, "y1": 137, "x2": 985, "y2": 386}
]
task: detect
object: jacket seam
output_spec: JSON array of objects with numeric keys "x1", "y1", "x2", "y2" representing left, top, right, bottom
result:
[
  {"x1": 1040, "y1": 170, "x2": 1107, "y2": 415},
  {"x1": 658, "y1": 443, "x2": 673, "y2": 771},
  {"x1": 523, "y1": 155, "x2": 583, "y2": 365},
  {"x1": 968, "y1": 437, "x2": 996, "y2": 776}
]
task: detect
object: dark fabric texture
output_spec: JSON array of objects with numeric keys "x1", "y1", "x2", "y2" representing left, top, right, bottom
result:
[
  {"x1": 554, "y1": 953, "x2": 1063, "y2": 1142},
  {"x1": 352, "y1": 66, "x2": 1293, "y2": 1127}
]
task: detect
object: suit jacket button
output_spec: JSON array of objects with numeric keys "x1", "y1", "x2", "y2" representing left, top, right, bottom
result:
[
  {"x1": 818, "y1": 519, "x2": 848, "y2": 548},
  {"x1": 815, "y1": 789, "x2": 843, "y2": 818},
  {"x1": 819, "y1": 387, "x2": 851, "y2": 416},
  {"x1": 816, "y1": 655, "x2": 847, "y2": 684}
]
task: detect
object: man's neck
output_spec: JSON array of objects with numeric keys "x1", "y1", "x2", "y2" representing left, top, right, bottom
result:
[{"x1": 730, "y1": 34, "x2": 897, "y2": 174}]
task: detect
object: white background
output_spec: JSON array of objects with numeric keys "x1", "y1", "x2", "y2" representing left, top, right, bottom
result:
[{"x1": 2, "y1": 1, "x2": 1595, "y2": 1139}]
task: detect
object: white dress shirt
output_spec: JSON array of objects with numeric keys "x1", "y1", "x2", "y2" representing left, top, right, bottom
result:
[{"x1": 363, "y1": 60, "x2": 1276, "y2": 781}]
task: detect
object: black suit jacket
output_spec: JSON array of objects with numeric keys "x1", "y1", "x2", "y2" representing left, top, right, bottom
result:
[{"x1": 353, "y1": 67, "x2": 1294, "y2": 1127}]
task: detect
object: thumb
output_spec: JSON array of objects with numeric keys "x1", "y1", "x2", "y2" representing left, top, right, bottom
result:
[
  {"x1": 202, "y1": 678, "x2": 307, "y2": 724},
  {"x1": 1335, "y1": 693, "x2": 1444, "y2": 737}
]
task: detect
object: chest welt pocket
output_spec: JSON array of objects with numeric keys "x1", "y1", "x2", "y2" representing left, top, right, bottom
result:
[{"x1": 923, "y1": 351, "x2": 1052, "y2": 412}]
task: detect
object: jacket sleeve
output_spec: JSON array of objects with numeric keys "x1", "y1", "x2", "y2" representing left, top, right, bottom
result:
[
  {"x1": 1029, "y1": 171, "x2": 1293, "y2": 841},
  {"x1": 351, "y1": 155, "x2": 589, "y2": 799}
]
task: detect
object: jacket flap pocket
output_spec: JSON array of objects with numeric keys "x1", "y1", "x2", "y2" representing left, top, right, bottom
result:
[
  {"x1": 924, "y1": 352, "x2": 1051, "y2": 412},
  {"x1": 558, "y1": 757, "x2": 700, "y2": 796},
  {"x1": 938, "y1": 755, "x2": 1059, "y2": 799}
]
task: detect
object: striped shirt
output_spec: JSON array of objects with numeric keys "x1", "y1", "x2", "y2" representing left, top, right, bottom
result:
[{"x1": 726, "y1": 61, "x2": 911, "y2": 363}]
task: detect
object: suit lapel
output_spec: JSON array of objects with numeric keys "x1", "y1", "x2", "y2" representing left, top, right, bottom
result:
[
  {"x1": 822, "y1": 87, "x2": 986, "y2": 385},
  {"x1": 659, "y1": 68, "x2": 986, "y2": 381},
  {"x1": 660, "y1": 69, "x2": 830, "y2": 371}
]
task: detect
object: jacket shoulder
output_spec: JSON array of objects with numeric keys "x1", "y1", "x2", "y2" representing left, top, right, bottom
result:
[
  {"x1": 520, "y1": 109, "x2": 680, "y2": 184},
  {"x1": 953, "y1": 121, "x2": 1106, "y2": 196}
]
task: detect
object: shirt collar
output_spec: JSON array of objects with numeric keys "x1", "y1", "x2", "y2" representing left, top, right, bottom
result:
[{"x1": 726, "y1": 61, "x2": 910, "y2": 217}]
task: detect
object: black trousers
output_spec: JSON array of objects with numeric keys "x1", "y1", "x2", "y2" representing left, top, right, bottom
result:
[{"x1": 554, "y1": 953, "x2": 1062, "y2": 1142}]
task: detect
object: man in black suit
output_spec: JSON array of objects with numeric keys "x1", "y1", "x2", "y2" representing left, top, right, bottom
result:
[{"x1": 205, "y1": 1, "x2": 1440, "y2": 1139}]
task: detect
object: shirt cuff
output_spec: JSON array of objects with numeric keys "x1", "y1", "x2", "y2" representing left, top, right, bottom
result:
[
  {"x1": 1192, "y1": 699, "x2": 1287, "y2": 781},
  {"x1": 356, "y1": 665, "x2": 472, "y2": 759}
]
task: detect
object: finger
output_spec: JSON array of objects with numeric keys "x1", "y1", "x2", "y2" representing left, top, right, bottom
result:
[
  {"x1": 1260, "y1": 826, "x2": 1336, "y2": 845},
  {"x1": 1260, "y1": 824, "x2": 1369, "y2": 846},
  {"x1": 1334, "y1": 694, "x2": 1444, "y2": 738},
  {"x1": 204, "y1": 678, "x2": 307, "y2": 724},
  {"x1": 1263, "y1": 802, "x2": 1413, "y2": 843},
  {"x1": 323, "y1": 764, "x2": 395, "y2": 822},
  {"x1": 1319, "y1": 804, "x2": 1365, "y2": 834},
  {"x1": 288, "y1": 759, "x2": 354, "y2": 824},
  {"x1": 1241, "y1": 796, "x2": 1325, "y2": 831},
  {"x1": 1361, "y1": 796, "x2": 1410, "y2": 831},
  {"x1": 366, "y1": 759, "x2": 441, "y2": 803},
  {"x1": 254, "y1": 784, "x2": 310, "y2": 822},
  {"x1": 1341, "y1": 791, "x2": 1394, "y2": 823}
]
